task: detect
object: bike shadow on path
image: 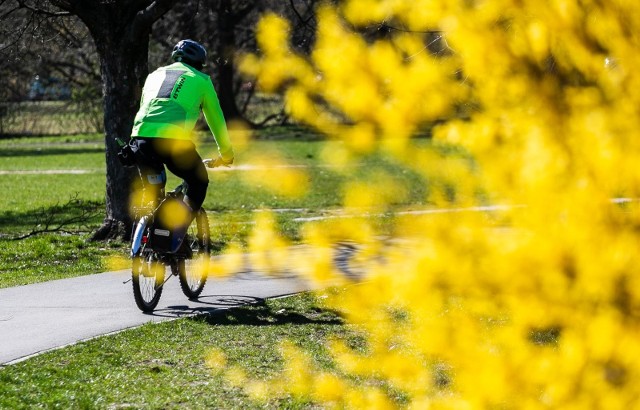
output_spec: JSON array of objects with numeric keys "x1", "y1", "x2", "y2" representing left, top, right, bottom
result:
[
  {"x1": 146, "y1": 295, "x2": 266, "y2": 318},
  {"x1": 149, "y1": 294, "x2": 344, "y2": 327}
]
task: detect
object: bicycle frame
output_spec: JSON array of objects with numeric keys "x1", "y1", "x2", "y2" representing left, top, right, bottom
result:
[
  {"x1": 130, "y1": 180, "x2": 210, "y2": 312},
  {"x1": 129, "y1": 159, "x2": 218, "y2": 312}
]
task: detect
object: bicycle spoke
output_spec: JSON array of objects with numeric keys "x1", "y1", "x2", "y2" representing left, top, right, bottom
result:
[
  {"x1": 175, "y1": 210, "x2": 210, "y2": 299},
  {"x1": 132, "y1": 251, "x2": 165, "y2": 312}
]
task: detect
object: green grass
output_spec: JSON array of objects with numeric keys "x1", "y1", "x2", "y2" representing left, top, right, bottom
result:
[
  {"x1": 0, "y1": 293, "x2": 359, "y2": 409},
  {"x1": 0, "y1": 134, "x2": 118, "y2": 287},
  {"x1": 0, "y1": 130, "x2": 455, "y2": 407},
  {"x1": 0, "y1": 128, "x2": 436, "y2": 288},
  {"x1": 0, "y1": 234, "x2": 123, "y2": 288},
  {"x1": 0, "y1": 134, "x2": 106, "y2": 216}
]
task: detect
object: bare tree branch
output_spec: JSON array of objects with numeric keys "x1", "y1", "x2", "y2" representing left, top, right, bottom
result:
[
  {"x1": 45, "y1": 60, "x2": 100, "y2": 84},
  {"x1": 255, "y1": 109, "x2": 289, "y2": 128},
  {"x1": 48, "y1": 0, "x2": 72, "y2": 11},
  {"x1": 9, "y1": 196, "x2": 102, "y2": 241},
  {"x1": 289, "y1": 0, "x2": 314, "y2": 28},
  {"x1": 131, "y1": 0, "x2": 177, "y2": 39},
  {"x1": 378, "y1": 22, "x2": 438, "y2": 35},
  {"x1": 0, "y1": 3, "x2": 21, "y2": 19},
  {"x1": 232, "y1": 2, "x2": 254, "y2": 24},
  {"x1": 17, "y1": 0, "x2": 70, "y2": 16},
  {"x1": 0, "y1": 7, "x2": 38, "y2": 52}
]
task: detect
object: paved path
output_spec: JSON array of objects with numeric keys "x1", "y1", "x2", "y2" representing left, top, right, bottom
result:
[{"x1": 0, "y1": 268, "x2": 312, "y2": 365}]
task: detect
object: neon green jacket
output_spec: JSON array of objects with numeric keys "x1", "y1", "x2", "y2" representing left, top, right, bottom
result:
[{"x1": 131, "y1": 62, "x2": 233, "y2": 161}]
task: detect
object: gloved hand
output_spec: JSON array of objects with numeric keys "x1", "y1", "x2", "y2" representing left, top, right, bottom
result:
[{"x1": 204, "y1": 155, "x2": 233, "y2": 168}]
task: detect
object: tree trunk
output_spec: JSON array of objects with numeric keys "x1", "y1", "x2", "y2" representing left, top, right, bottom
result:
[
  {"x1": 89, "y1": 28, "x2": 151, "y2": 241},
  {"x1": 43, "y1": 0, "x2": 178, "y2": 241},
  {"x1": 216, "y1": 52, "x2": 242, "y2": 122},
  {"x1": 214, "y1": 0, "x2": 243, "y2": 122}
]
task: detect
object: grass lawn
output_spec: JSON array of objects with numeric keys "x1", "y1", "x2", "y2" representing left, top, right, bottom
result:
[
  {"x1": 1, "y1": 101, "x2": 103, "y2": 136},
  {"x1": 0, "y1": 129, "x2": 443, "y2": 407},
  {"x1": 0, "y1": 292, "x2": 365, "y2": 409},
  {"x1": 0, "y1": 127, "x2": 432, "y2": 288}
]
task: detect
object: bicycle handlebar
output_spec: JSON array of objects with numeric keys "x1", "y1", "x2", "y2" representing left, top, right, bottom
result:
[{"x1": 203, "y1": 156, "x2": 232, "y2": 169}]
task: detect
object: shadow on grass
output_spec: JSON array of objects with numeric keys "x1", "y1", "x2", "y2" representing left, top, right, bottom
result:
[
  {"x1": 152, "y1": 295, "x2": 344, "y2": 327},
  {"x1": 0, "y1": 147, "x2": 104, "y2": 158},
  {"x1": 0, "y1": 199, "x2": 104, "y2": 236}
]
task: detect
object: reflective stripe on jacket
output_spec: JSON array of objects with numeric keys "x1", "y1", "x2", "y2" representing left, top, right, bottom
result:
[{"x1": 131, "y1": 62, "x2": 233, "y2": 160}]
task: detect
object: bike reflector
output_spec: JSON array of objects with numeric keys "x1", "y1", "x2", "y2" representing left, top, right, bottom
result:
[{"x1": 154, "y1": 229, "x2": 170, "y2": 237}]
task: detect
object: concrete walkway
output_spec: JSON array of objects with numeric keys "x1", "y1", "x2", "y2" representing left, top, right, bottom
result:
[{"x1": 0, "y1": 268, "x2": 311, "y2": 365}]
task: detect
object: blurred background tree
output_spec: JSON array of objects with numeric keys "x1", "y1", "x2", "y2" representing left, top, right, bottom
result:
[{"x1": 0, "y1": 0, "x2": 320, "y2": 133}]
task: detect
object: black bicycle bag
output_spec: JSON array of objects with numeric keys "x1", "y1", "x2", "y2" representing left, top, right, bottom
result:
[{"x1": 147, "y1": 197, "x2": 192, "y2": 253}]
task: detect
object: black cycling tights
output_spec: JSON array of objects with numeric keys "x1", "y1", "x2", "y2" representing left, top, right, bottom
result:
[{"x1": 131, "y1": 137, "x2": 209, "y2": 211}]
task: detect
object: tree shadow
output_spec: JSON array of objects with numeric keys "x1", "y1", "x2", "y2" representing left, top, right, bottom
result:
[
  {"x1": 0, "y1": 146, "x2": 104, "y2": 158},
  {"x1": 0, "y1": 199, "x2": 103, "y2": 236}
]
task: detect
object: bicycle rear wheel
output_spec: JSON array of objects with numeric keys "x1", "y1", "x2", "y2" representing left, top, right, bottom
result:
[
  {"x1": 132, "y1": 251, "x2": 165, "y2": 312},
  {"x1": 173, "y1": 209, "x2": 210, "y2": 299}
]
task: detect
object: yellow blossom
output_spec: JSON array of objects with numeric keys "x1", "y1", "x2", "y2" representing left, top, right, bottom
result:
[{"x1": 229, "y1": 0, "x2": 640, "y2": 408}]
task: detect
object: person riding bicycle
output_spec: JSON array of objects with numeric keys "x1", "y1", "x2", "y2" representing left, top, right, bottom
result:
[{"x1": 129, "y1": 39, "x2": 233, "y2": 241}]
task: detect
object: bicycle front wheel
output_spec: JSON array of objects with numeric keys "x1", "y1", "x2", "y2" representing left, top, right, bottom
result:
[
  {"x1": 173, "y1": 209, "x2": 210, "y2": 299},
  {"x1": 132, "y1": 251, "x2": 165, "y2": 312}
]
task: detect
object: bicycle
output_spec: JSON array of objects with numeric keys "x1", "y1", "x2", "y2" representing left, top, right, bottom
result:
[{"x1": 129, "y1": 160, "x2": 220, "y2": 312}]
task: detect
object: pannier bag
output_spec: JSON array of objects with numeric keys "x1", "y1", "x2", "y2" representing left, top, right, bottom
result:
[{"x1": 147, "y1": 197, "x2": 192, "y2": 253}]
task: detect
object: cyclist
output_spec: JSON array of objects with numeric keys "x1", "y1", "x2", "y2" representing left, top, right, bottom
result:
[{"x1": 129, "y1": 39, "x2": 233, "y2": 235}]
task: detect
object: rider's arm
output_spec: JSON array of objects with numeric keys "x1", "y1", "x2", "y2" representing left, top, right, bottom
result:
[{"x1": 202, "y1": 79, "x2": 234, "y2": 163}]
